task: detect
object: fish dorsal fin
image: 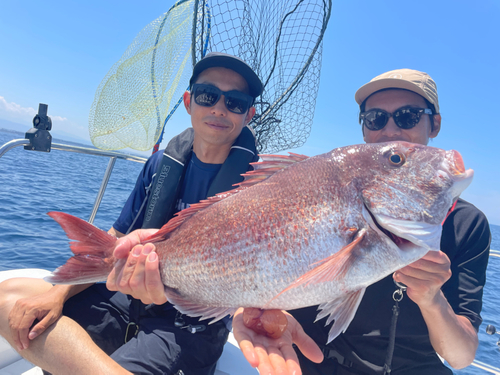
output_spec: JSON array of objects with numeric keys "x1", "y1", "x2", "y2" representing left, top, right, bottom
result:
[
  {"x1": 144, "y1": 152, "x2": 309, "y2": 243},
  {"x1": 143, "y1": 195, "x2": 231, "y2": 243},
  {"x1": 238, "y1": 153, "x2": 309, "y2": 188}
]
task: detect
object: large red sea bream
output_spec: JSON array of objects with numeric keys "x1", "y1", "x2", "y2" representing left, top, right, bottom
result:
[{"x1": 45, "y1": 141, "x2": 473, "y2": 343}]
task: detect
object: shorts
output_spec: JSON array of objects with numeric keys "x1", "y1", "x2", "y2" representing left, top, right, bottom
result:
[{"x1": 63, "y1": 284, "x2": 229, "y2": 375}]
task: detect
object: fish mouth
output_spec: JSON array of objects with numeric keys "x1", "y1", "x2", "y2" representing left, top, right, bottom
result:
[
  {"x1": 442, "y1": 150, "x2": 474, "y2": 201},
  {"x1": 362, "y1": 204, "x2": 441, "y2": 252}
]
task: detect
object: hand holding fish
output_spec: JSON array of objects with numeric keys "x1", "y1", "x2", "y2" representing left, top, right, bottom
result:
[
  {"x1": 394, "y1": 250, "x2": 478, "y2": 367},
  {"x1": 107, "y1": 229, "x2": 167, "y2": 305},
  {"x1": 234, "y1": 308, "x2": 323, "y2": 375},
  {"x1": 393, "y1": 250, "x2": 452, "y2": 308}
]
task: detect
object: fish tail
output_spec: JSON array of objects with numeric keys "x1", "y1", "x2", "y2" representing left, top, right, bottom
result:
[{"x1": 44, "y1": 212, "x2": 117, "y2": 285}]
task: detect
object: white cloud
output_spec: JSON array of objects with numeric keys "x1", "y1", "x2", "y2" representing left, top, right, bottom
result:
[
  {"x1": 0, "y1": 96, "x2": 36, "y2": 121},
  {"x1": 51, "y1": 115, "x2": 68, "y2": 122},
  {"x1": 0, "y1": 95, "x2": 91, "y2": 142},
  {"x1": 0, "y1": 96, "x2": 68, "y2": 123}
]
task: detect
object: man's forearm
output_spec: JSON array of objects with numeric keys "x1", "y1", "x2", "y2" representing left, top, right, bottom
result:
[
  {"x1": 50, "y1": 283, "x2": 94, "y2": 303},
  {"x1": 420, "y1": 291, "x2": 478, "y2": 369}
]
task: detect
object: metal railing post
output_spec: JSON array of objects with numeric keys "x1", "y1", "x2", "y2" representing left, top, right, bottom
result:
[{"x1": 88, "y1": 156, "x2": 117, "y2": 224}]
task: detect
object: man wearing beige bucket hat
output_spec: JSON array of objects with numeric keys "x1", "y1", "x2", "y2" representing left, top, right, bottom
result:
[
  {"x1": 354, "y1": 69, "x2": 441, "y2": 146},
  {"x1": 232, "y1": 69, "x2": 491, "y2": 375}
]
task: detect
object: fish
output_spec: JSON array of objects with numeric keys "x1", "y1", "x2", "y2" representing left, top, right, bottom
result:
[{"x1": 45, "y1": 141, "x2": 473, "y2": 343}]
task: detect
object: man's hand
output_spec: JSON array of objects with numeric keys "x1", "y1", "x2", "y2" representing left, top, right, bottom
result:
[
  {"x1": 394, "y1": 250, "x2": 478, "y2": 368},
  {"x1": 8, "y1": 288, "x2": 65, "y2": 351},
  {"x1": 106, "y1": 229, "x2": 167, "y2": 305},
  {"x1": 233, "y1": 307, "x2": 323, "y2": 375},
  {"x1": 393, "y1": 250, "x2": 452, "y2": 308}
]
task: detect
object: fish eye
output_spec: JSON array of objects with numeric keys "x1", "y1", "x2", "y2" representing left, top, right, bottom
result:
[{"x1": 388, "y1": 152, "x2": 405, "y2": 166}]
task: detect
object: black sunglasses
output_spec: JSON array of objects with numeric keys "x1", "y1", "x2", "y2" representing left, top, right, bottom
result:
[
  {"x1": 359, "y1": 107, "x2": 433, "y2": 131},
  {"x1": 191, "y1": 83, "x2": 254, "y2": 114}
]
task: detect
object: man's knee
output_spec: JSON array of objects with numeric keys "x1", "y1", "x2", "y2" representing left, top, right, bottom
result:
[{"x1": 0, "y1": 278, "x2": 53, "y2": 337}]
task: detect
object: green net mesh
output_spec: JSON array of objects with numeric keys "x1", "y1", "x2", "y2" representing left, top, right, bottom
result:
[
  {"x1": 89, "y1": 0, "x2": 202, "y2": 151},
  {"x1": 89, "y1": 0, "x2": 331, "y2": 153}
]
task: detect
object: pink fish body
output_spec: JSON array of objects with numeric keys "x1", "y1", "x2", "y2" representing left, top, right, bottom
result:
[{"x1": 46, "y1": 141, "x2": 473, "y2": 342}]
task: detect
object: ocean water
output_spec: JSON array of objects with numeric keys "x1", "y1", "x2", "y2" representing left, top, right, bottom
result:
[
  {"x1": 0, "y1": 130, "x2": 144, "y2": 270},
  {"x1": 0, "y1": 130, "x2": 499, "y2": 373}
]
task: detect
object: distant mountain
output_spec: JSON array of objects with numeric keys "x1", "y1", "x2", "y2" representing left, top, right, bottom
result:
[
  {"x1": 0, "y1": 118, "x2": 32, "y2": 132},
  {"x1": 0, "y1": 118, "x2": 92, "y2": 146}
]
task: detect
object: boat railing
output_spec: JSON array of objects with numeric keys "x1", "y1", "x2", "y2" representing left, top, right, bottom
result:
[{"x1": 0, "y1": 103, "x2": 147, "y2": 224}]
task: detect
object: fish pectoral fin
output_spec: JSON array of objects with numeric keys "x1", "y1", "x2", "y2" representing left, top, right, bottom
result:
[
  {"x1": 164, "y1": 287, "x2": 236, "y2": 324},
  {"x1": 316, "y1": 288, "x2": 366, "y2": 343},
  {"x1": 264, "y1": 229, "x2": 366, "y2": 307}
]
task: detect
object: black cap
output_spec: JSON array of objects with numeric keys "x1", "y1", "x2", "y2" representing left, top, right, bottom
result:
[{"x1": 189, "y1": 52, "x2": 263, "y2": 98}]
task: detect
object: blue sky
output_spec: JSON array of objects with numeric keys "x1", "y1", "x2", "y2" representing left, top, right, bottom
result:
[{"x1": 1, "y1": 0, "x2": 499, "y2": 225}]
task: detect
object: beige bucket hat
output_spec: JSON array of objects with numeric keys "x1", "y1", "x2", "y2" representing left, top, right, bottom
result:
[{"x1": 355, "y1": 69, "x2": 440, "y2": 113}]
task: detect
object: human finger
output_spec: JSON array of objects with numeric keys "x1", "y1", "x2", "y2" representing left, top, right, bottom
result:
[
  {"x1": 128, "y1": 246, "x2": 151, "y2": 301},
  {"x1": 238, "y1": 338, "x2": 259, "y2": 368},
  {"x1": 280, "y1": 343, "x2": 304, "y2": 375},
  {"x1": 115, "y1": 246, "x2": 143, "y2": 295},
  {"x1": 13, "y1": 309, "x2": 36, "y2": 350},
  {"x1": 267, "y1": 344, "x2": 298, "y2": 375},
  {"x1": 28, "y1": 310, "x2": 59, "y2": 340},
  {"x1": 254, "y1": 344, "x2": 277, "y2": 375},
  {"x1": 233, "y1": 308, "x2": 259, "y2": 367},
  {"x1": 114, "y1": 229, "x2": 159, "y2": 259},
  {"x1": 8, "y1": 307, "x2": 28, "y2": 351},
  {"x1": 107, "y1": 258, "x2": 127, "y2": 291},
  {"x1": 401, "y1": 258, "x2": 450, "y2": 275},
  {"x1": 419, "y1": 250, "x2": 450, "y2": 264},
  {"x1": 290, "y1": 320, "x2": 323, "y2": 364},
  {"x1": 396, "y1": 262, "x2": 451, "y2": 285},
  {"x1": 144, "y1": 249, "x2": 167, "y2": 305}
]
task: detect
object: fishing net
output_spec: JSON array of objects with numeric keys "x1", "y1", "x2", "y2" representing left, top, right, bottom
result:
[
  {"x1": 89, "y1": 0, "x2": 331, "y2": 153},
  {"x1": 195, "y1": 0, "x2": 332, "y2": 153},
  {"x1": 89, "y1": 0, "x2": 205, "y2": 151}
]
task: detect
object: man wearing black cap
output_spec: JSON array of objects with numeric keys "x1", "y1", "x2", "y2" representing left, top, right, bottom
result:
[{"x1": 0, "y1": 52, "x2": 263, "y2": 375}]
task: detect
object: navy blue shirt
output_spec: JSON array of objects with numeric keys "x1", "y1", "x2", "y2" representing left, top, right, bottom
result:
[
  {"x1": 113, "y1": 151, "x2": 221, "y2": 234},
  {"x1": 176, "y1": 153, "x2": 222, "y2": 211}
]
